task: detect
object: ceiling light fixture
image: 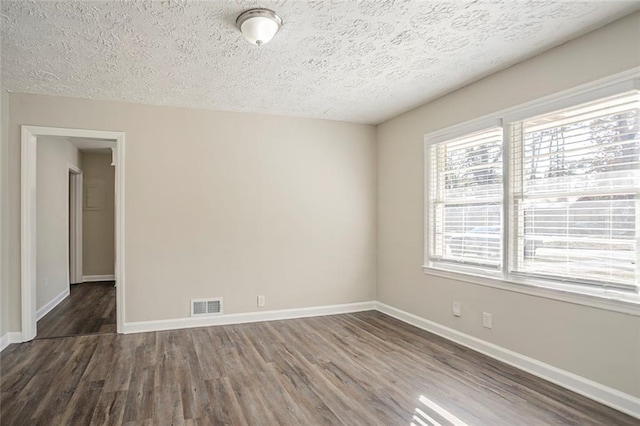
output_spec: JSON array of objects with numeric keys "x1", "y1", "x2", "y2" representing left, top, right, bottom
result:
[{"x1": 236, "y1": 8, "x2": 283, "y2": 46}]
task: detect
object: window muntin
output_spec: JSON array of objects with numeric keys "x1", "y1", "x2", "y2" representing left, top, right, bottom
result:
[{"x1": 426, "y1": 87, "x2": 640, "y2": 296}]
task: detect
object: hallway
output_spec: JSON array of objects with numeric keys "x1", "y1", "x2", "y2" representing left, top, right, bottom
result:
[{"x1": 36, "y1": 282, "x2": 116, "y2": 339}]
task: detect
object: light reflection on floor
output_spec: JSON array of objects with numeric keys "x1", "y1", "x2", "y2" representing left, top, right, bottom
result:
[{"x1": 411, "y1": 395, "x2": 469, "y2": 426}]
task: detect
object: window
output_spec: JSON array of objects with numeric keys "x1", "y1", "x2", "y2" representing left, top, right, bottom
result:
[
  {"x1": 428, "y1": 127, "x2": 503, "y2": 270},
  {"x1": 426, "y1": 81, "x2": 640, "y2": 302},
  {"x1": 510, "y1": 92, "x2": 639, "y2": 291}
]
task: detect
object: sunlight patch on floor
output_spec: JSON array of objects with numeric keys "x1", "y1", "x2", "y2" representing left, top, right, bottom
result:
[{"x1": 411, "y1": 395, "x2": 469, "y2": 426}]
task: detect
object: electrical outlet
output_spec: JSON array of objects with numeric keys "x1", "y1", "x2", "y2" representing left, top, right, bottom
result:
[
  {"x1": 44, "y1": 277, "x2": 49, "y2": 288},
  {"x1": 257, "y1": 295, "x2": 266, "y2": 307},
  {"x1": 482, "y1": 312, "x2": 493, "y2": 329},
  {"x1": 452, "y1": 302, "x2": 461, "y2": 317}
]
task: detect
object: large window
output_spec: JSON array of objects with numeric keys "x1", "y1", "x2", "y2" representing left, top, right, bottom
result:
[{"x1": 426, "y1": 82, "x2": 640, "y2": 300}]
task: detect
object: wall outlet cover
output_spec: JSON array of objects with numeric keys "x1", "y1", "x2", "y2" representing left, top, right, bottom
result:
[
  {"x1": 483, "y1": 312, "x2": 493, "y2": 329},
  {"x1": 453, "y1": 302, "x2": 462, "y2": 317}
]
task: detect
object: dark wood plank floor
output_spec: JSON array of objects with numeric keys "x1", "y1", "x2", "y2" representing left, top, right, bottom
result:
[
  {"x1": 36, "y1": 281, "x2": 116, "y2": 339},
  {"x1": 1, "y1": 311, "x2": 637, "y2": 425}
]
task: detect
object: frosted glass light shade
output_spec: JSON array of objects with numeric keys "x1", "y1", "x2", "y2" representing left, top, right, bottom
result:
[{"x1": 236, "y1": 9, "x2": 283, "y2": 46}]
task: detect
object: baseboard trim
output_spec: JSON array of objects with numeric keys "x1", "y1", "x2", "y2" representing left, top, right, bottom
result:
[
  {"x1": 0, "y1": 332, "x2": 23, "y2": 352},
  {"x1": 36, "y1": 287, "x2": 70, "y2": 321},
  {"x1": 82, "y1": 274, "x2": 115, "y2": 282},
  {"x1": 123, "y1": 301, "x2": 376, "y2": 334},
  {"x1": 375, "y1": 302, "x2": 640, "y2": 419}
]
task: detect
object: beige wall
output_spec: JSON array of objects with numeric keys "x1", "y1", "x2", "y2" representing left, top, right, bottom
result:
[
  {"x1": 5, "y1": 96, "x2": 377, "y2": 328},
  {"x1": 81, "y1": 152, "x2": 115, "y2": 277},
  {"x1": 377, "y1": 12, "x2": 640, "y2": 397},
  {"x1": 1, "y1": 88, "x2": 8, "y2": 338},
  {"x1": 36, "y1": 137, "x2": 80, "y2": 310}
]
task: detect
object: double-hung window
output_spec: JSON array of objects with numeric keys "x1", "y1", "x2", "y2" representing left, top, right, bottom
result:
[
  {"x1": 426, "y1": 80, "x2": 640, "y2": 303},
  {"x1": 428, "y1": 125, "x2": 504, "y2": 272}
]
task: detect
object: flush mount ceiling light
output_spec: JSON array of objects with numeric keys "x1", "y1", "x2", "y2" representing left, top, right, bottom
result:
[{"x1": 236, "y1": 8, "x2": 283, "y2": 46}]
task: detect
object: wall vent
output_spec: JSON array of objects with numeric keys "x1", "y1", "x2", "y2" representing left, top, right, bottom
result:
[{"x1": 191, "y1": 298, "x2": 223, "y2": 317}]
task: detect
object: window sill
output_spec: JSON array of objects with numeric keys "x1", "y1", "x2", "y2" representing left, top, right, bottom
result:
[{"x1": 422, "y1": 265, "x2": 640, "y2": 317}]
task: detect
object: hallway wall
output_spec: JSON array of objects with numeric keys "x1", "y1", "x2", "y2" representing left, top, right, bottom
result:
[
  {"x1": 0, "y1": 88, "x2": 9, "y2": 339},
  {"x1": 81, "y1": 152, "x2": 115, "y2": 277},
  {"x1": 36, "y1": 137, "x2": 80, "y2": 312}
]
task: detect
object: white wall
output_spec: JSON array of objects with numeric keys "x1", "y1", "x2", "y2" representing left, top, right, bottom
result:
[
  {"x1": 81, "y1": 151, "x2": 115, "y2": 277},
  {"x1": 377, "y1": 12, "x2": 640, "y2": 397},
  {"x1": 36, "y1": 137, "x2": 80, "y2": 311},
  {"x1": 5, "y1": 97, "x2": 377, "y2": 328}
]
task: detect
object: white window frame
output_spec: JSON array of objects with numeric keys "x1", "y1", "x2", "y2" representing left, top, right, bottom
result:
[
  {"x1": 426, "y1": 120, "x2": 504, "y2": 275},
  {"x1": 423, "y1": 70, "x2": 640, "y2": 316}
]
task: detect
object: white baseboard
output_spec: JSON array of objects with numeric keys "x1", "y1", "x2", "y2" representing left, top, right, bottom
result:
[
  {"x1": 36, "y1": 287, "x2": 70, "y2": 321},
  {"x1": 82, "y1": 274, "x2": 115, "y2": 282},
  {"x1": 123, "y1": 301, "x2": 376, "y2": 334},
  {"x1": 0, "y1": 332, "x2": 23, "y2": 352},
  {"x1": 375, "y1": 302, "x2": 640, "y2": 420}
]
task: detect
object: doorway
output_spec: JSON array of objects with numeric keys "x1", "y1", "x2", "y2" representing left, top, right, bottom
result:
[
  {"x1": 35, "y1": 146, "x2": 118, "y2": 339},
  {"x1": 20, "y1": 126, "x2": 125, "y2": 342}
]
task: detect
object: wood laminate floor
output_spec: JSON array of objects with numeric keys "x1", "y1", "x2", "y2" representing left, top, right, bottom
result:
[
  {"x1": 36, "y1": 281, "x2": 116, "y2": 339},
  {"x1": 1, "y1": 311, "x2": 637, "y2": 425}
]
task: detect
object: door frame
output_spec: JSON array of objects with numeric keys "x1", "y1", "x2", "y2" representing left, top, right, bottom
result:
[
  {"x1": 21, "y1": 126, "x2": 126, "y2": 340},
  {"x1": 68, "y1": 164, "x2": 83, "y2": 285}
]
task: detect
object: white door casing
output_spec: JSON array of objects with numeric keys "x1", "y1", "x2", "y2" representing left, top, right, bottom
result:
[
  {"x1": 21, "y1": 126, "x2": 125, "y2": 340},
  {"x1": 68, "y1": 164, "x2": 83, "y2": 285}
]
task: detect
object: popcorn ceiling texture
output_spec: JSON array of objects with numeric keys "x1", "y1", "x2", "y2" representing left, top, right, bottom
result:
[{"x1": 1, "y1": 1, "x2": 638, "y2": 124}]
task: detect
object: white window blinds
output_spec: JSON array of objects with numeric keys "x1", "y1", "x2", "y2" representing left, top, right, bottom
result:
[
  {"x1": 429, "y1": 127, "x2": 503, "y2": 269},
  {"x1": 510, "y1": 91, "x2": 640, "y2": 290}
]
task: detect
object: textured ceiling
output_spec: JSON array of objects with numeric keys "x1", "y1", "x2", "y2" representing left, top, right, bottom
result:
[{"x1": 2, "y1": 1, "x2": 639, "y2": 124}]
